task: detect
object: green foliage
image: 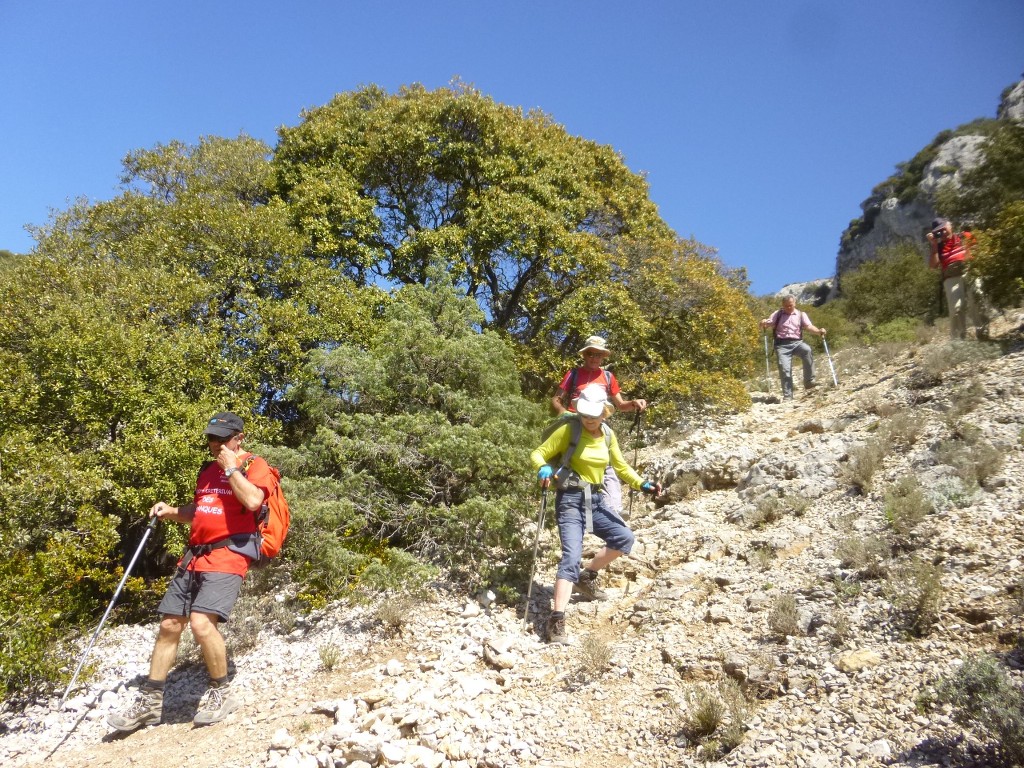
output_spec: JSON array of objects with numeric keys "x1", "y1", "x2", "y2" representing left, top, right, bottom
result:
[
  {"x1": 936, "y1": 654, "x2": 1024, "y2": 762},
  {"x1": 0, "y1": 134, "x2": 385, "y2": 699},
  {"x1": 678, "y1": 679, "x2": 751, "y2": 758},
  {"x1": 272, "y1": 83, "x2": 757, "y2": 418},
  {"x1": 886, "y1": 558, "x2": 943, "y2": 636},
  {"x1": 883, "y1": 476, "x2": 933, "y2": 537},
  {"x1": 286, "y1": 272, "x2": 543, "y2": 601},
  {"x1": 970, "y1": 200, "x2": 1024, "y2": 308},
  {"x1": 840, "y1": 242, "x2": 940, "y2": 326}
]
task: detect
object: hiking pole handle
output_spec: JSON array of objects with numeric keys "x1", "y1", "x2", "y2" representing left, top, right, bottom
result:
[{"x1": 60, "y1": 516, "x2": 159, "y2": 708}]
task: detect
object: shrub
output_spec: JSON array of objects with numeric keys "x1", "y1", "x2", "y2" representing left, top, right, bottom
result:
[
  {"x1": 886, "y1": 558, "x2": 943, "y2": 636},
  {"x1": 575, "y1": 629, "x2": 615, "y2": 682},
  {"x1": 883, "y1": 476, "x2": 933, "y2": 537},
  {"x1": 921, "y1": 340, "x2": 1000, "y2": 378},
  {"x1": 947, "y1": 378, "x2": 986, "y2": 419},
  {"x1": 840, "y1": 241, "x2": 940, "y2": 326},
  {"x1": 747, "y1": 496, "x2": 785, "y2": 528},
  {"x1": 880, "y1": 410, "x2": 926, "y2": 446},
  {"x1": 935, "y1": 654, "x2": 1024, "y2": 763},
  {"x1": 836, "y1": 534, "x2": 890, "y2": 578},
  {"x1": 842, "y1": 436, "x2": 891, "y2": 493},
  {"x1": 318, "y1": 644, "x2": 342, "y2": 671},
  {"x1": 679, "y1": 679, "x2": 751, "y2": 757},
  {"x1": 936, "y1": 431, "x2": 1004, "y2": 488},
  {"x1": 768, "y1": 594, "x2": 801, "y2": 637},
  {"x1": 748, "y1": 545, "x2": 776, "y2": 572},
  {"x1": 374, "y1": 596, "x2": 416, "y2": 637},
  {"x1": 863, "y1": 317, "x2": 926, "y2": 345}
]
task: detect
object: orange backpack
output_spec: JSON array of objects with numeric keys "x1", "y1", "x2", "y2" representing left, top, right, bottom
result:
[{"x1": 242, "y1": 456, "x2": 290, "y2": 561}]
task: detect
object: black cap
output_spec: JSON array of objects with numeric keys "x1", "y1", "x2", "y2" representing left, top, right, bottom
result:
[
  {"x1": 931, "y1": 218, "x2": 950, "y2": 230},
  {"x1": 204, "y1": 412, "x2": 244, "y2": 438}
]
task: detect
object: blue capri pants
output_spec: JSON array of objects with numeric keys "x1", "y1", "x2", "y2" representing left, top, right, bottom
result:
[{"x1": 554, "y1": 488, "x2": 635, "y2": 583}]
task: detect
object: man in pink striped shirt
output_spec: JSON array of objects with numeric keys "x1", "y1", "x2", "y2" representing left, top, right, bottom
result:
[{"x1": 760, "y1": 296, "x2": 827, "y2": 400}]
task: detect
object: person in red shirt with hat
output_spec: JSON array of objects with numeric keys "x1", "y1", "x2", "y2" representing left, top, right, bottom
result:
[
  {"x1": 927, "y1": 218, "x2": 986, "y2": 340},
  {"x1": 550, "y1": 335, "x2": 647, "y2": 512},
  {"x1": 107, "y1": 411, "x2": 273, "y2": 732}
]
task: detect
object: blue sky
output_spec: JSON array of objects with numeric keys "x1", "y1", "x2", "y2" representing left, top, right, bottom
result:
[{"x1": 1, "y1": 1, "x2": 1021, "y2": 295}]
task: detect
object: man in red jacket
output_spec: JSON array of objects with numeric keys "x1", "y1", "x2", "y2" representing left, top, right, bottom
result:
[
  {"x1": 107, "y1": 412, "x2": 273, "y2": 732},
  {"x1": 928, "y1": 218, "x2": 986, "y2": 340}
]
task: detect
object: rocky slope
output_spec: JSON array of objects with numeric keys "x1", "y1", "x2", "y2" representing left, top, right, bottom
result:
[{"x1": 3, "y1": 314, "x2": 1024, "y2": 768}]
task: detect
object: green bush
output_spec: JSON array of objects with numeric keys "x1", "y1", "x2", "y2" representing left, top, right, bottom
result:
[
  {"x1": 936, "y1": 654, "x2": 1024, "y2": 763},
  {"x1": 841, "y1": 436, "x2": 892, "y2": 493},
  {"x1": 886, "y1": 558, "x2": 943, "y2": 636},
  {"x1": 287, "y1": 273, "x2": 544, "y2": 603},
  {"x1": 863, "y1": 317, "x2": 926, "y2": 345},
  {"x1": 841, "y1": 242, "x2": 941, "y2": 326},
  {"x1": 883, "y1": 476, "x2": 933, "y2": 537}
]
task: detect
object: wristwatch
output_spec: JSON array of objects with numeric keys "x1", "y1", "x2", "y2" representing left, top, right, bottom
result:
[{"x1": 225, "y1": 465, "x2": 242, "y2": 478}]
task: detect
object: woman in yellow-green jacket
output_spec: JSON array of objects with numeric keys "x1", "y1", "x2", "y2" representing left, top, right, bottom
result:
[{"x1": 530, "y1": 385, "x2": 661, "y2": 644}]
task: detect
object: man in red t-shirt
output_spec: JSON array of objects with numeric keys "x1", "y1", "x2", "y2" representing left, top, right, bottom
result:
[
  {"x1": 550, "y1": 336, "x2": 647, "y2": 512},
  {"x1": 108, "y1": 412, "x2": 272, "y2": 733},
  {"x1": 927, "y1": 217, "x2": 985, "y2": 340}
]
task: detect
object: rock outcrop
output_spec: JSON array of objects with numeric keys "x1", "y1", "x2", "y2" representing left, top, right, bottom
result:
[{"x1": 835, "y1": 77, "x2": 1023, "y2": 285}]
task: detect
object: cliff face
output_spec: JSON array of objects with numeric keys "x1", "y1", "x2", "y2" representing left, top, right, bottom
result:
[{"x1": 834, "y1": 77, "x2": 1023, "y2": 285}]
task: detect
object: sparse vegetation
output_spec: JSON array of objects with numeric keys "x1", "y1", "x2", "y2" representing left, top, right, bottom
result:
[
  {"x1": 883, "y1": 476, "x2": 933, "y2": 537},
  {"x1": 842, "y1": 435, "x2": 892, "y2": 493},
  {"x1": 936, "y1": 427, "x2": 1004, "y2": 487},
  {"x1": 768, "y1": 594, "x2": 801, "y2": 637},
  {"x1": 880, "y1": 410, "x2": 926, "y2": 446},
  {"x1": 835, "y1": 534, "x2": 890, "y2": 578},
  {"x1": 886, "y1": 558, "x2": 943, "y2": 636},
  {"x1": 677, "y1": 679, "x2": 752, "y2": 759},
  {"x1": 575, "y1": 629, "x2": 615, "y2": 682},
  {"x1": 921, "y1": 340, "x2": 1001, "y2": 378},
  {"x1": 374, "y1": 596, "x2": 416, "y2": 637},
  {"x1": 749, "y1": 545, "x2": 776, "y2": 572},
  {"x1": 318, "y1": 643, "x2": 342, "y2": 671},
  {"x1": 935, "y1": 654, "x2": 1024, "y2": 764}
]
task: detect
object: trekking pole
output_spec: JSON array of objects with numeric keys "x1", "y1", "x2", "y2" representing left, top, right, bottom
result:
[
  {"x1": 763, "y1": 332, "x2": 772, "y2": 392},
  {"x1": 822, "y1": 337, "x2": 839, "y2": 387},
  {"x1": 627, "y1": 409, "x2": 643, "y2": 518},
  {"x1": 60, "y1": 516, "x2": 159, "y2": 708},
  {"x1": 522, "y1": 489, "x2": 549, "y2": 633}
]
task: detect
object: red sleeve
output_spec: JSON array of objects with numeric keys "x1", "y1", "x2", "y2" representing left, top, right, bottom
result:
[{"x1": 607, "y1": 372, "x2": 621, "y2": 396}]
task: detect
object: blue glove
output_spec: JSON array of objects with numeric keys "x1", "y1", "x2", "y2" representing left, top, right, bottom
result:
[
  {"x1": 538, "y1": 465, "x2": 553, "y2": 480},
  {"x1": 640, "y1": 481, "x2": 661, "y2": 496}
]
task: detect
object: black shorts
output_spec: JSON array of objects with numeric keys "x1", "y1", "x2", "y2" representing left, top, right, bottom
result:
[{"x1": 157, "y1": 569, "x2": 243, "y2": 622}]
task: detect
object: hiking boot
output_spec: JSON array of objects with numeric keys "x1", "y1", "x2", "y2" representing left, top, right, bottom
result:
[
  {"x1": 546, "y1": 614, "x2": 569, "y2": 645},
  {"x1": 193, "y1": 681, "x2": 239, "y2": 726},
  {"x1": 106, "y1": 686, "x2": 163, "y2": 732},
  {"x1": 572, "y1": 568, "x2": 608, "y2": 601}
]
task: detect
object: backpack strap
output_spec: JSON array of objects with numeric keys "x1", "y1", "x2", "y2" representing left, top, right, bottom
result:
[
  {"x1": 566, "y1": 367, "x2": 613, "y2": 402},
  {"x1": 553, "y1": 420, "x2": 612, "y2": 487}
]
